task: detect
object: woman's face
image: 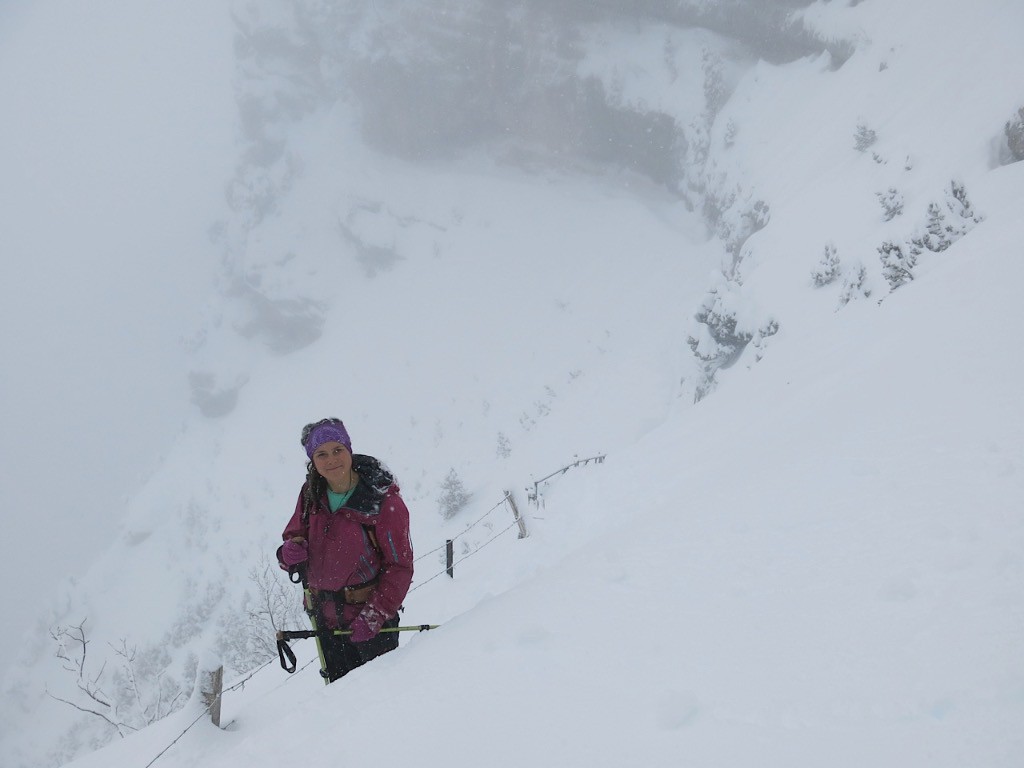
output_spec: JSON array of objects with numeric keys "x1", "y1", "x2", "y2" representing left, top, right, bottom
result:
[{"x1": 311, "y1": 441, "x2": 353, "y2": 488}]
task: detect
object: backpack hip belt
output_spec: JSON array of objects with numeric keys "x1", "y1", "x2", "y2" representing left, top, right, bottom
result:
[{"x1": 311, "y1": 575, "x2": 379, "y2": 606}]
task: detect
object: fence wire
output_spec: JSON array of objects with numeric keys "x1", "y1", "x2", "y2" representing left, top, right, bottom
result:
[
  {"x1": 414, "y1": 494, "x2": 510, "y2": 564},
  {"x1": 409, "y1": 515, "x2": 520, "y2": 593},
  {"x1": 146, "y1": 463, "x2": 597, "y2": 765}
]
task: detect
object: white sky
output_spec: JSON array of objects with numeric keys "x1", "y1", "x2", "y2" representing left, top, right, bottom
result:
[{"x1": 0, "y1": 0, "x2": 235, "y2": 666}]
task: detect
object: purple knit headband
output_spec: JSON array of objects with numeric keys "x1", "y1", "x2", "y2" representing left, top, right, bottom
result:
[{"x1": 304, "y1": 421, "x2": 352, "y2": 459}]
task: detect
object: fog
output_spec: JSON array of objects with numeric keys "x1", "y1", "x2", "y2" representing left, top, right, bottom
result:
[
  {"x1": 0, "y1": 0, "x2": 833, "y2": 678},
  {"x1": 0, "y1": 0, "x2": 236, "y2": 669}
]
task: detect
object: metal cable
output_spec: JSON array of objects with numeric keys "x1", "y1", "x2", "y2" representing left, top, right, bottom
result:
[
  {"x1": 414, "y1": 494, "x2": 510, "y2": 563},
  {"x1": 408, "y1": 516, "x2": 519, "y2": 593},
  {"x1": 144, "y1": 495, "x2": 520, "y2": 767}
]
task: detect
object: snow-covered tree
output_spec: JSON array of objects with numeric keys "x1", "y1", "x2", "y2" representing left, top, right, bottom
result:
[
  {"x1": 1004, "y1": 106, "x2": 1024, "y2": 163},
  {"x1": 854, "y1": 122, "x2": 878, "y2": 152},
  {"x1": 877, "y1": 187, "x2": 904, "y2": 221},
  {"x1": 438, "y1": 468, "x2": 471, "y2": 520},
  {"x1": 878, "y1": 240, "x2": 917, "y2": 289},
  {"x1": 838, "y1": 263, "x2": 870, "y2": 307},
  {"x1": 812, "y1": 242, "x2": 841, "y2": 286}
]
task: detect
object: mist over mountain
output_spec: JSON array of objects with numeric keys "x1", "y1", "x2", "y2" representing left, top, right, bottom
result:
[{"x1": 1, "y1": 2, "x2": 1022, "y2": 766}]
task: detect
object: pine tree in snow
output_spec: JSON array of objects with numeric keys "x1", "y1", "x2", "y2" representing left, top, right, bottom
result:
[
  {"x1": 876, "y1": 187, "x2": 904, "y2": 221},
  {"x1": 723, "y1": 118, "x2": 738, "y2": 148},
  {"x1": 854, "y1": 122, "x2": 878, "y2": 152},
  {"x1": 1004, "y1": 106, "x2": 1024, "y2": 163},
  {"x1": 701, "y1": 48, "x2": 727, "y2": 119},
  {"x1": 838, "y1": 263, "x2": 870, "y2": 307},
  {"x1": 878, "y1": 180, "x2": 983, "y2": 293},
  {"x1": 922, "y1": 202, "x2": 954, "y2": 252},
  {"x1": 946, "y1": 180, "x2": 982, "y2": 224},
  {"x1": 919, "y1": 181, "x2": 983, "y2": 252},
  {"x1": 438, "y1": 468, "x2": 471, "y2": 519},
  {"x1": 687, "y1": 283, "x2": 779, "y2": 401},
  {"x1": 811, "y1": 242, "x2": 841, "y2": 286},
  {"x1": 879, "y1": 240, "x2": 916, "y2": 289}
]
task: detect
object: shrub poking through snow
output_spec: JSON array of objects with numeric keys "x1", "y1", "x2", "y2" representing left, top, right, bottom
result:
[
  {"x1": 838, "y1": 263, "x2": 871, "y2": 307},
  {"x1": 877, "y1": 187, "x2": 904, "y2": 221},
  {"x1": 854, "y1": 122, "x2": 878, "y2": 152},
  {"x1": 438, "y1": 468, "x2": 471, "y2": 519},
  {"x1": 812, "y1": 242, "x2": 841, "y2": 286},
  {"x1": 879, "y1": 240, "x2": 917, "y2": 289},
  {"x1": 687, "y1": 282, "x2": 779, "y2": 401},
  {"x1": 1004, "y1": 106, "x2": 1024, "y2": 163},
  {"x1": 878, "y1": 180, "x2": 984, "y2": 291}
]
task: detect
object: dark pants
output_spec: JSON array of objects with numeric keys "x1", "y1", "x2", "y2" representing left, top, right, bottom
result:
[{"x1": 317, "y1": 614, "x2": 400, "y2": 682}]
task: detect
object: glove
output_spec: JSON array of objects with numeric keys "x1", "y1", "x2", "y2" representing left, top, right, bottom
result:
[
  {"x1": 349, "y1": 605, "x2": 387, "y2": 643},
  {"x1": 280, "y1": 539, "x2": 308, "y2": 567}
]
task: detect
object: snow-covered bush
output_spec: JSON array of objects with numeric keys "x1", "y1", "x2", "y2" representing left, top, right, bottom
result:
[
  {"x1": 701, "y1": 191, "x2": 770, "y2": 264},
  {"x1": 702, "y1": 48, "x2": 728, "y2": 119},
  {"x1": 876, "y1": 187, "x2": 904, "y2": 221},
  {"x1": 723, "y1": 118, "x2": 738, "y2": 148},
  {"x1": 687, "y1": 282, "x2": 779, "y2": 401},
  {"x1": 878, "y1": 240, "x2": 917, "y2": 289},
  {"x1": 945, "y1": 179, "x2": 983, "y2": 225},
  {"x1": 838, "y1": 263, "x2": 871, "y2": 307},
  {"x1": 438, "y1": 468, "x2": 471, "y2": 520},
  {"x1": 496, "y1": 432, "x2": 512, "y2": 459},
  {"x1": 1003, "y1": 106, "x2": 1024, "y2": 163},
  {"x1": 878, "y1": 180, "x2": 983, "y2": 292},
  {"x1": 854, "y1": 122, "x2": 878, "y2": 152},
  {"x1": 811, "y1": 242, "x2": 841, "y2": 286}
]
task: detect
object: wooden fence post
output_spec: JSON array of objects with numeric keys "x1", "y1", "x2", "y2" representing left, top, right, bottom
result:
[
  {"x1": 446, "y1": 539, "x2": 454, "y2": 578},
  {"x1": 200, "y1": 665, "x2": 224, "y2": 728},
  {"x1": 505, "y1": 490, "x2": 528, "y2": 539}
]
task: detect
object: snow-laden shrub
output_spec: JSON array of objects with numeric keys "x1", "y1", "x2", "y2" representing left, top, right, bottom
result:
[
  {"x1": 1004, "y1": 106, "x2": 1024, "y2": 163},
  {"x1": 723, "y1": 118, "x2": 738, "y2": 148},
  {"x1": 811, "y1": 242, "x2": 841, "y2": 286},
  {"x1": 876, "y1": 187, "x2": 904, "y2": 221},
  {"x1": 854, "y1": 122, "x2": 878, "y2": 152},
  {"x1": 438, "y1": 468, "x2": 471, "y2": 520},
  {"x1": 838, "y1": 263, "x2": 871, "y2": 306},
  {"x1": 686, "y1": 282, "x2": 779, "y2": 401},
  {"x1": 878, "y1": 180, "x2": 983, "y2": 291},
  {"x1": 702, "y1": 48, "x2": 728, "y2": 119},
  {"x1": 699, "y1": 188, "x2": 770, "y2": 264},
  {"x1": 878, "y1": 240, "x2": 916, "y2": 290}
]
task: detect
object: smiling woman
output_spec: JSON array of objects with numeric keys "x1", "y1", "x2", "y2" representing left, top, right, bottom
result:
[{"x1": 276, "y1": 418, "x2": 415, "y2": 683}]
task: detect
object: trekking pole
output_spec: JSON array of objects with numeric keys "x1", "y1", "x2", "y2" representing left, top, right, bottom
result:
[{"x1": 276, "y1": 625, "x2": 440, "y2": 673}]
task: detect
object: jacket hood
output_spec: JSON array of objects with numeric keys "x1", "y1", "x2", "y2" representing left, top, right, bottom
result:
[
  {"x1": 352, "y1": 454, "x2": 397, "y2": 497},
  {"x1": 303, "y1": 454, "x2": 398, "y2": 526},
  {"x1": 323, "y1": 454, "x2": 398, "y2": 526}
]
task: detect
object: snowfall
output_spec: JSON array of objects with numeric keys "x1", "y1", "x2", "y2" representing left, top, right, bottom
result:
[{"x1": 1, "y1": 1, "x2": 1022, "y2": 767}]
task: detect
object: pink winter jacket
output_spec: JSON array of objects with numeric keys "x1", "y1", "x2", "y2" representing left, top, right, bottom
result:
[{"x1": 279, "y1": 455, "x2": 414, "y2": 629}]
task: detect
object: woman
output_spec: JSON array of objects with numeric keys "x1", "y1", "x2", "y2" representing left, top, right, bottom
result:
[{"x1": 277, "y1": 418, "x2": 414, "y2": 682}]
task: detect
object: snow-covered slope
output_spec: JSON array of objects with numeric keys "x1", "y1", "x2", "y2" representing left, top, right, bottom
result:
[
  {"x1": 2, "y1": 1, "x2": 1022, "y2": 766},
  {"x1": 65, "y1": 204, "x2": 1024, "y2": 768}
]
